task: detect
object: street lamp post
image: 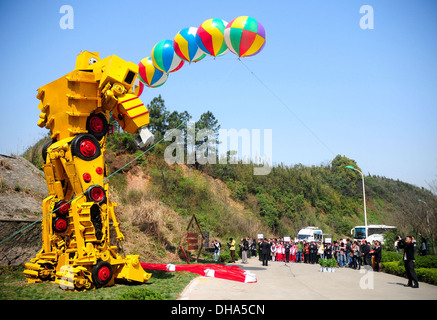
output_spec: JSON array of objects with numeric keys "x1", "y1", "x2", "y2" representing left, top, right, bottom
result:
[
  {"x1": 346, "y1": 165, "x2": 368, "y2": 240},
  {"x1": 418, "y1": 199, "x2": 431, "y2": 236}
]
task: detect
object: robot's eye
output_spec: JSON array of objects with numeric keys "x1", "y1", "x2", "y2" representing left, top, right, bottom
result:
[{"x1": 89, "y1": 57, "x2": 98, "y2": 65}]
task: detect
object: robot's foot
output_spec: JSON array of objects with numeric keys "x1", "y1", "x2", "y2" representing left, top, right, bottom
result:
[
  {"x1": 24, "y1": 256, "x2": 151, "y2": 291},
  {"x1": 113, "y1": 255, "x2": 152, "y2": 283},
  {"x1": 55, "y1": 265, "x2": 95, "y2": 291},
  {"x1": 23, "y1": 260, "x2": 56, "y2": 284}
]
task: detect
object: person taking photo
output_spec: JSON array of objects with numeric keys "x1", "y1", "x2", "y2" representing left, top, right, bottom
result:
[{"x1": 397, "y1": 235, "x2": 419, "y2": 288}]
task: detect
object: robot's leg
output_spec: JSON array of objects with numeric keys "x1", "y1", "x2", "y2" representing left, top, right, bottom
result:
[
  {"x1": 24, "y1": 188, "x2": 69, "y2": 282},
  {"x1": 25, "y1": 133, "x2": 151, "y2": 288},
  {"x1": 63, "y1": 133, "x2": 150, "y2": 288},
  {"x1": 24, "y1": 137, "x2": 71, "y2": 283}
]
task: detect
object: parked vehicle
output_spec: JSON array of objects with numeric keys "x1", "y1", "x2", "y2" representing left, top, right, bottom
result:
[
  {"x1": 297, "y1": 226, "x2": 323, "y2": 242},
  {"x1": 350, "y1": 224, "x2": 396, "y2": 244}
]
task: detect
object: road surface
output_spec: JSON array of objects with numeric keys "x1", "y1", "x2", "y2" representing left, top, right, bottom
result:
[{"x1": 177, "y1": 256, "x2": 437, "y2": 300}]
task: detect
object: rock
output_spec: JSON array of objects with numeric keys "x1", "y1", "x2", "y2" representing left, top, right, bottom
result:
[
  {"x1": 0, "y1": 154, "x2": 48, "y2": 265},
  {"x1": 0, "y1": 154, "x2": 47, "y2": 197}
]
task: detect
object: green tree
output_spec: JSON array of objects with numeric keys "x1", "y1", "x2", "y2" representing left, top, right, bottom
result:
[
  {"x1": 256, "y1": 192, "x2": 280, "y2": 231},
  {"x1": 190, "y1": 110, "x2": 221, "y2": 167},
  {"x1": 146, "y1": 95, "x2": 191, "y2": 144},
  {"x1": 329, "y1": 155, "x2": 360, "y2": 197},
  {"x1": 196, "y1": 111, "x2": 220, "y2": 132},
  {"x1": 147, "y1": 95, "x2": 169, "y2": 139}
]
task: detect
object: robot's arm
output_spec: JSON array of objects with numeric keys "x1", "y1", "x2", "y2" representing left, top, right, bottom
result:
[{"x1": 109, "y1": 90, "x2": 154, "y2": 149}]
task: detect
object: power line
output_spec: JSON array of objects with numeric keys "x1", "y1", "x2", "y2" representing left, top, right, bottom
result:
[{"x1": 238, "y1": 59, "x2": 336, "y2": 157}]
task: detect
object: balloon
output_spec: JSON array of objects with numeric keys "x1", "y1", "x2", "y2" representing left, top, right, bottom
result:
[
  {"x1": 151, "y1": 40, "x2": 185, "y2": 73},
  {"x1": 196, "y1": 18, "x2": 229, "y2": 57},
  {"x1": 173, "y1": 27, "x2": 206, "y2": 63},
  {"x1": 138, "y1": 57, "x2": 168, "y2": 88},
  {"x1": 224, "y1": 16, "x2": 266, "y2": 58}
]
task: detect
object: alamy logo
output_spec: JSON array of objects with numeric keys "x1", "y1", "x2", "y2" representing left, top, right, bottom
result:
[
  {"x1": 164, "y1": 122, "x2": 272, "y2": 175},
  {"x1": 359, "y1": 266, "x2": 374, "y2": 290},
  {"x1": 58, "y1": 265, "x2": 74, "y2": 290},
  {"x1": 59, "y1": 5, "x2": 74, "y2": 30},
  {"x1": 360, "y1": 5, "x2": 374, "y2": 30}
]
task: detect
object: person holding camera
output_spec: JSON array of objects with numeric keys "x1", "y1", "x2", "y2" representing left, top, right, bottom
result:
[
  {"x1": 213, "y1": 240, "x2": 221, "y2": 262},
  {"x1": 397, "y1": 235, "x2": 419, "y2": 288}
]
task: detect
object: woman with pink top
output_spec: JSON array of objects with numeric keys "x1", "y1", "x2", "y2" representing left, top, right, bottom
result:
[
  {"x1": 290, "y1": 243, "x2": 297, "y2": 262},
  {"x1": 277, "y1": 242, "x2": 284, "y2": 262}
]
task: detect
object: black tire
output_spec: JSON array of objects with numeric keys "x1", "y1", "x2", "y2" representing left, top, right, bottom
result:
[
  {"x1": 53, "y1": 217, "x2": 68, "y2": 233},
  {"x1": 92, "y1": 261, "x2": 113, "y2": 287},
  {"x1": 86, "y1": 185, "x2": 107, "y2": 204},
  {"x1": 41, "y1": 140, "x2": 54, "y2": 164},
  {"x1": 54, "y1": 200, "x2": 69, "y2": 215},
  {"x1": 86, "y1": 113, "x2": 109, "y2": 140},
  {"x1": 71, "y1": 134, "x2": 101, "y2": 161}
]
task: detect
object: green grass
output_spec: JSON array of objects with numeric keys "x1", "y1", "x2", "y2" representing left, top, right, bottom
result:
[{"x1": 0, "y1": 266, "x2": 197, "y2": 300}]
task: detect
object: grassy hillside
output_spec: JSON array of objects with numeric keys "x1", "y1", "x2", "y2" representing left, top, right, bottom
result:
[
  {"x1": 104, "y1": 140, "x2": 270, "y2": 262},
  {"x1": 20, "y1": 96, "x2": 437, "y2": 261},
  {"x1": 202, "y1": 154, "x2": 436, "y2": 240}
]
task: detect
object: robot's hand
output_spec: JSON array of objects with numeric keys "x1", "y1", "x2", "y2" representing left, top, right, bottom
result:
[{"x1": 134, "y1": 127, "x2": 154, "y2": 150}]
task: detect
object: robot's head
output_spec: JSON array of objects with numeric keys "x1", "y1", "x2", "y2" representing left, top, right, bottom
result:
[{"x1": 75, "y1": 51, "x2": 101, "y2": 70}]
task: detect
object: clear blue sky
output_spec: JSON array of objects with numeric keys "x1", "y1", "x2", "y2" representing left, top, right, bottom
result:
[{"x1": 0, "y1": 0, "x2": 436, "y2": 190}]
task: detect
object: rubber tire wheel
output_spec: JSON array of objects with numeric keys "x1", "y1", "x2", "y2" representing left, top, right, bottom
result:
[
  {"x1": 92, "y1": 261, "x2": 113, "y2": 288},
  {"x1": 71, "y1": 133, "x2": 101, "y2": 161},
  {"x1": 53, "y1": 217, "x2": 68, "y2": 233},
  {"x1": 86, "y1": 113, "x2": 109, "y2": 140},
  {"x1": 86, "y1": 185, "x2": 107, "y2": 204},
  {"x1": 54, "y1": 200, "x2": 69, "y2": 215},
  {"x1": 41, "y1": 140, "x2": 54, "y2": 164}
]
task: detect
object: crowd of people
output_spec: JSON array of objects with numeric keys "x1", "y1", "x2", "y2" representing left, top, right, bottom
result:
[
  {"x1": 256, "y1": 238, "x2": 383, "y2": 271},
  {"x1": 211, "y1": 234, "x2": 424, "y2": 289},
  {"x1": 212, "y1": 237, "x2": 383, "y2": 271}
]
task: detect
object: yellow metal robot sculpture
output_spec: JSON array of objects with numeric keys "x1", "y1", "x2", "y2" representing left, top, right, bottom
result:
[{"x1": 23, "y1": 51, "x2": 154, "y2": 290}]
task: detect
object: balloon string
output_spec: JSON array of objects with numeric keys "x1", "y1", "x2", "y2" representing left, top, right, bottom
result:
[{"x1": 238, "y1": 59, "x2": 336, "y2": 157}]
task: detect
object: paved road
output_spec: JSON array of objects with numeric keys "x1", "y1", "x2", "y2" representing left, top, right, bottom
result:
[{"x1": 178, "y1": 256, "x2": 437, "y2": 300}]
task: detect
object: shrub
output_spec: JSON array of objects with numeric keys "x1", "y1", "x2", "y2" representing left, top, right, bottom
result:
[
  {"x1": 415, "y1": 255, "x2": 437, "y2": 269},
  {"x1": 227, "y1": 180, "x2": 248, "y2": 201},
  {"x1": 382, "y1": 261, "x2": 437, "y2": 286},
  {"x1": 327, "y1": 258, "x2": 338, "y2": 268},
  {"x1": 381, "y1": 251, "x2": 403, "y2": 263},
  {"x1": 382, "y1": 261, "x2": 405, "y2": 277},
  {"x1": 219, "y1": 248, "x2": 240, "y2": 263},
  {"x1": 396, "y1": 255, "x2": 437, "y2": 269},
  {"x1": 107, "y1": 132, "x2": 137, "y2": 154},
  {"x1": 416, "y1": 268, "x2": 437, "y2": 286},
  {"x1": 318, "y1": 258, "x2": 326, "y2": 267}
]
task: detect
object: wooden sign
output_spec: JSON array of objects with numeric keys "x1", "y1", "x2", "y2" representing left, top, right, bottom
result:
[{"x1": 179, "y1": 214, "x2": 205, "y2": 263}]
